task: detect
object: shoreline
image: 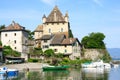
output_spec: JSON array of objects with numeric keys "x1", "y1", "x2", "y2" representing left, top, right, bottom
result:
[{"x1": 0, "y1": 63, "x2": 43, "y2": 71}]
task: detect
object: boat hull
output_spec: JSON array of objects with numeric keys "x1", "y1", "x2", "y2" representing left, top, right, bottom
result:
[{"x1": 42, "y1": 65, "x2": 70, "y2": 71}]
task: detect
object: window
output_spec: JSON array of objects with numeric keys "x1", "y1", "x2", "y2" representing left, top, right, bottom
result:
[
  {"x1": 14, "y1": 33, "x2": 16, "y2": 36},
  {"x1": 64, "y1": 45, "x2": 67, "y2": 47},
  {"x1": 25, "y1": 40, "x2": 27, "y2": 43},
  {"x1": 61, "y1": 28, "x2": 63, "y2": 32},
  {"x1": 5, "y1": 34, "x2": 7, "y2": 37},
  {"x1": 52, "y1": 23, "x2": 54, "y2": 25},
  {"x1": 49, "y1": 28, "x2": 51, "y2": 33},
  {"x1": 44, "y1": 40, "x2": 47, "y2": 43},
  {"x1": 54, "y1": 49, "x2": 57, "y2": 52},
  {"x1": 14, "y1": 47, "x2": 17, "y2": 49},
  {"x1": 43, "y1": 45, "x2": 49, "y2": 48},
  {"x1": 45, "y1": 45, "x2": 49, "y2": 48},
  {"x1": 14, "y1": 40, "x2": 16, "y2": 44},
  {"x1": 65, "y1": 49, "x2": 67, "y2": 53}
]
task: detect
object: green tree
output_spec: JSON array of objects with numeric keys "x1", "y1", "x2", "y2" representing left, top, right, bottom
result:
[
  {"x1": 69, "y1": 29, "x2": 74, "y2": 38},
  {"x1": 68, "y1": 23, "x2": 74, "y2": 38},
  {"x1": 26, "y1": 30, "x2": 34, "y2": 40},
  {"x1": 0, "y1": 25, "x2": 5, "y2": 30},
  {"x1": 0, "y1": 41, "x2": 2, "y2": 46},
  {"x1": 44, "y1": 49, "x2": 54, "y2": 57},
  {"x1": 81, "y1": 32, "x2": 106, "y2": 49},
  {"x1": 3, "y1": 45, "x2": 21, "y2": 57}
]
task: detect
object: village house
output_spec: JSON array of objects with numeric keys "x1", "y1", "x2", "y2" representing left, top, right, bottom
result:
[
  {"x1": 0, "y1": 21, "x2": 29, "y2": 60},
  {"x1": 34, "y1": 6, "x2": 82, "y2": 60}
]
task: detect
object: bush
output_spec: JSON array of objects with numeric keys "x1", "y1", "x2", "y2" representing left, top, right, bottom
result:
[
  {"x1": 28, "y1": 58, "x2": 39, "y2": 62},
  {"x1": 80, "y1": 59, "x2": 92, "y2": 63}
]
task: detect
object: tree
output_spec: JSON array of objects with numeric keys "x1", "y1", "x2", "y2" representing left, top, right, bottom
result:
[
  {"x1": 68, "y1": 23, "x2": 74, "y2": 38},
  {"x1": 0, "y1": 25, "x2": 5, "y2": 30},
  {"x1": 26, "y1": 30, "x2": 34, "y2": 40},
  {"x1": 3, "y1": 45, "x2": 21, "y2": 57},
  {"x1": 81, "y1": 32, "x2": 106, "y2": 49},
  {"x1": 69, "y1": 29, "x2": 74, "y2": 38},
  {"x1": 0, "y1": 41, "x2": 2, "y2": 46},
  {"x1": 44, "y1": 49, "x2": 54, "y2": 57}
]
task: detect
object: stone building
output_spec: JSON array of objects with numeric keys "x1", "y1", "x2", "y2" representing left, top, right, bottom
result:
[{"x1": 34, "y1": 6, "x2": 82, "y2": 60}]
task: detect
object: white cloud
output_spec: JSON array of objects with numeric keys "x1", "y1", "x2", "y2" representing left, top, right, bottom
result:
[
  {"x1": 92, "y1": 0, "x2": 103, "y2": 7},
  {"x1": 41, "y1": 0, "x2": 57, "y2": 6}
]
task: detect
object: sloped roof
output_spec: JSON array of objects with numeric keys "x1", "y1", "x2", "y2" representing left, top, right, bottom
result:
[
  {"x1": 62, "y1": 38, "x2": 76, "y2": 45},
  {"x1": 2, "y1": 21, "x2": 25, "y2": 31},
  {"x1": 50, "y1": 34, "x2": 65, "y2": 45},
  {"x1": 40, "y1": 35, "x2": 53, "y2": 40},
  {"x1": 46, "y1": 6, "x2": 65, "y2": 23},
  {"x1": 34, "y1": 25, "x2": 43, "y2": 32}
]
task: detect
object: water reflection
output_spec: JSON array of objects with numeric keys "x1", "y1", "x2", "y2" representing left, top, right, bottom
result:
[
  {"x1": 1, "y1": 67, "x2": 120, "y2": 80},
  {"x1": 81, "y1": 68, "x2": 110, "y2": 80}
]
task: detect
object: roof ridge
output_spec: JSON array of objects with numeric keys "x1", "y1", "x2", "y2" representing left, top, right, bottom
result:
[{"x1": 46, "y1": 6, "x2": 65, "y2": 22}]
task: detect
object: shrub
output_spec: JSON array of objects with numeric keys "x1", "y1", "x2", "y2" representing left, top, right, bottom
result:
[{"x1": 28, "y1": 58, "x2": 39, "y2": 62}]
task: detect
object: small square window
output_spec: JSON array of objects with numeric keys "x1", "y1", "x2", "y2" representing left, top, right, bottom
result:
[
  {"x1": 14, "y1": 33, "x2": 16, "y2": 36},
  {"x1": 5, "y1": 34, "x2": 7, "y2": 37},
  {"x1": 54, "y1": 49, "x2": 57, "y2": 52},
  {"x1": 15, "y1": 47, "x2": 17, "y2": 49},
  {"x1": 14, "y1": 40, "x2": 16, "y2": 44}
]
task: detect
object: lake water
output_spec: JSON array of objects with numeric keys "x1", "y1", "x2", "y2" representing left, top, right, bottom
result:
[{"x1": 1, "y1": 66, "x2": 120, "y2": 80}]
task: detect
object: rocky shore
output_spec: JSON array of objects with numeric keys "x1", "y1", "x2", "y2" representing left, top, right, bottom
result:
[{"x1": 0, "y1": 63, "x2": 43, "y2": 71}]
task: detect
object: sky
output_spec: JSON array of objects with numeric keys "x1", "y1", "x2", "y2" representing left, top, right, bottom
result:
[{"x1": 0, "y1": 0, "x2": 120, "y2": 48}]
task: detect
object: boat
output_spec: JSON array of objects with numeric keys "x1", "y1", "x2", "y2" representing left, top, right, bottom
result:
[
  {"x1": 42, "y1": 65, "x2": 70, "y2": 71},
  {"x1": 0, "y1": 66, "x2": 18, "y2": 77},
  {"x1": 81, "y1": 60, "x2": 111, "y2": 68}
]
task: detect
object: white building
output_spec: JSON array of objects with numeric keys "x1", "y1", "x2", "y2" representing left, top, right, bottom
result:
[{"x1": 1, "y1": 21, "x2": 29, "y2": 60}]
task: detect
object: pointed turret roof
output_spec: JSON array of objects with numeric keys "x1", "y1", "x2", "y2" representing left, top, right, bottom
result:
[{"x1": 46, "y1": 6, "x2": 65, "y2": 23}]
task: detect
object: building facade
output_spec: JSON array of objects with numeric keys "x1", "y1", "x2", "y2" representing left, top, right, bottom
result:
[
  {"x1": 34, "y1": 6, "x2": 82, "y2": 60},
  {"x1": 1, "y1": 21, "x2": 29, "y2": 60}
]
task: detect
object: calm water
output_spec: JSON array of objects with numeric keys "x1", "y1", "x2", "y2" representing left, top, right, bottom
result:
[{"x1": 1, "y1": 66, "x2": 120, "y2": 80}]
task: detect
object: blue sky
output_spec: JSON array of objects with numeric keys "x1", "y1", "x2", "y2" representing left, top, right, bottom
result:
[{"x1": 0, "y1": 0, "x2": 120, "y2": 48}]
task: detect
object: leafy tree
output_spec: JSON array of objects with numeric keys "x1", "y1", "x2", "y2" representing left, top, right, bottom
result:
[
  {"x1": 0, "y1": 25, "x2": 5, "y2": 30},
  {"x1": 69, "y1": 29, "x2": 74, "y2": 38},
  {"x1": 81, "y1": 32, "x2": 106, "y2": 49},
  {"x1": 0, "y1": 41, "x2": 2, "y2": 46},
  {"x1": 68, "y1": 23, "x2": 74, "y2": 38},
  {"x1": 29, "y1": 48, "x2": 43, "y2": 56},
  {"x1": 3, "y1": 45, "x2": 21, "y2": 57},
  {"x1": 26, "y1": 30, "x2": 34, "y2": 40},
  {"x1": 44, "y1": 49, "x2": 54, "y2": 57}
]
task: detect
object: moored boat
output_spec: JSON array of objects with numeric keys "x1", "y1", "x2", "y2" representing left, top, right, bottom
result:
[
  {"x1": 42, "y1": 65, "x2": 70, "y2": 71},
  {"x1": 82, "y1": 60, "x2": 111, "y2": 68},
  {"x1": 0, "y1": 67, "x2": 18, "y2": 77}
]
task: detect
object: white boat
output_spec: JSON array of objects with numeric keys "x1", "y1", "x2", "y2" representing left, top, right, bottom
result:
[{"x1": 82, "y1": 60, "x2": 111, "y2": 68}]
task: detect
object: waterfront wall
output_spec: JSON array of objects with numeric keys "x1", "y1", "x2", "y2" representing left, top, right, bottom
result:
[{"x1": 83, "y1": 49, "x2": 108, "y2": 60}]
